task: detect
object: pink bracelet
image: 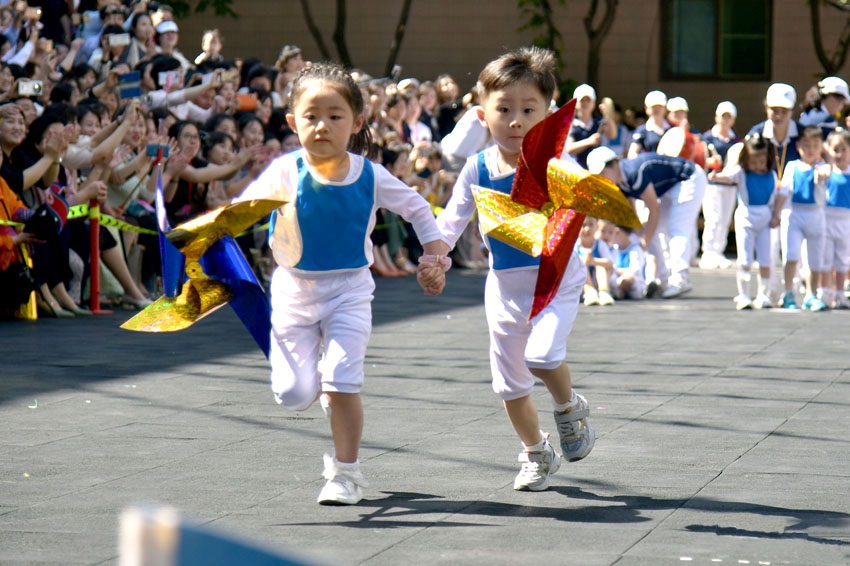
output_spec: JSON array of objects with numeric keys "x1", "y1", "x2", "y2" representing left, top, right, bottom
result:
[{"x1": 418, "y1": 254, "x2": 452, "y2": 272}]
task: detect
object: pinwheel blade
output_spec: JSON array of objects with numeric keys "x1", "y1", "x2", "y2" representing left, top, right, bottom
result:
[
  {"x1": 546, "y1": 159, "x2": 642, "y2": 230},
  {"x1": 530, "y1": 209, "x2": 584, "y2": 320},
  {"x1": 471, "y1": 185, "x2": 546, "y2": 256},
  {"x1": 512, "y1": 99, "x2": 577, "y2": 209}
]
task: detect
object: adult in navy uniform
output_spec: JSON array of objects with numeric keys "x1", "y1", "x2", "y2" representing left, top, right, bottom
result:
[
  {"x1": 799, "y1": 76, "x2": 850, "y2": 137},
  {"x1": 588, "y1": 147, "x2": 707, "y2": 299},
  {"x1": 564, "y1": 84, "x2": 616, "y2": 169},
  {"x1": 627, "y1": 90, "x2": 671, "y2": 158},
  {"x1": 699, "y1": 101, "x2": 741, "y2": 269}
]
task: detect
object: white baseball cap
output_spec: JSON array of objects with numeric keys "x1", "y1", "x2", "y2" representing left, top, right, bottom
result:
[
  {"x1": 765, "y1": 83, "x2": 796, "y2": 109},
  {"x1": 573, "y1": 83, "x2": 596, "y2": 102},
  {"x1": 586, "y1": 146, "x2": 620, "y2": 175},
  {"x1": 715, "y1": 101, "x2": 737, "y2": 118},
  {"x1": 819, "y1": 76, "x2": 850, "y2": 101},
  {"x1": 156, "y1": 21, "x2": 179, "y2": 34},
  {"x1": 644, "y1": 90, "x2": 667, "y2": 108},
  {"x1": 666, "y1": 96, "x2": 689, "y2": 112}
]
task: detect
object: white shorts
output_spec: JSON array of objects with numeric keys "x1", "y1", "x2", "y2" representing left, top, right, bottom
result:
[
  {"x1": 823, "y1": 208, "x2": 850, "y2": 272},
  {"x1": 485, "y1": 252, "x2": 584, "y2": 401},
  {"x1": 612, "y1": 274, "x2": 647, "y2": 299},
  {"x1": 268, "y1": 267, "x2": 375, "y2": 410},
  {"x1": 782, "y1": 205, "x2": 825, "y2": 270}
]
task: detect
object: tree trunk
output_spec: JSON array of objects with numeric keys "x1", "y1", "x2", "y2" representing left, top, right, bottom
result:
[
  {"x1": 299, "y1": 0, "x2": 331, "y2": 60},
  {"x1": 583, "y1": 0, "x2": 618, "y2": 88},
  {"x1": 333, "y1": 0, "x2": 354, "y2": 68},
  {"x1": 384, "y1": 0, "x2": 414, "y2": 77},
  {"x1": 810, "y1": 0, "x2": 850, "y2": 76}
]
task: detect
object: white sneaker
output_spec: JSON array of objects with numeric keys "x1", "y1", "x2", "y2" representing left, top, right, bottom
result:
[
  {"x1": 834, "y1": 294, "x2": 850, "y2": 309},
  {"x1": 554, "y1": 394, "x2": 595, "y2": 462},
  {"x1": 734, "y1": 294, "x2": 753, "y2": 310},
  {"x1": 662, "y1": 281, "x2": 693, "y2": 299},
  {"x1": 752, "y1": 293, "x2": 774, "y2": 309},
  {"x1": 317, "y1": 453, "x2": 368, "y2": 505},
  {"x1": 583, "y1": 286, "x2": 599, "y2": 306},
  {"x1": 513, "y1": 435, "x2": 561, "y2": 491},
  {"x1": 598, "y1": 290, "x2": 615, "y2": 306}
]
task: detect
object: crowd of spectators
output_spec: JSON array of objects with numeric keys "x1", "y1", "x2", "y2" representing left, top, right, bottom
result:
[{"x1": 1, "y1": 0, "x2": 848, "y2": 320}]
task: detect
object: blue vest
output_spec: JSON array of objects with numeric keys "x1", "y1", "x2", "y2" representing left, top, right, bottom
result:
[
  {"x1": 791, "y1": 166, "x2": 816, "y2": 205},
  {"x1": 477, "y1": 152, "x2": 539, "y2": 270},
  {"x1": 745, "y1": 171, "x2": 775, "y2": 206},
  {"x1": 827, "y1": 171, "x2": 850, "y2": 210},
  {"x1": 290, "y1": 153, "x2": 375, "y2": 271}
]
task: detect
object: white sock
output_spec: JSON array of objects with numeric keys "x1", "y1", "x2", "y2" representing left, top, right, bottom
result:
[
  {"x1": 736, "y1": 269, "x2": 751, "y2": 297},
  {"x1": 523, "y1": 435, "x2": 546, "y2": 452},
  {"x1": 552, "y1": 391, "x2": 577, "y2": 413}
]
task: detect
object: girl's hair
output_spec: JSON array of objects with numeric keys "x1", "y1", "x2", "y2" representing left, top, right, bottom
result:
[
  {"x1": 800, "y1": 124, "x2": 824, "y2": 142},
  {"x1": 288, "y1": 61, "x2": 374, "y2": 157},
  {"x1": 202, "y1": 130, "x2": 234, "y2": 155},
  {"x1": 203, "y1": 112, "x2": 236, "y2": 133},
  {"x1": 237, "y1": 112, "x2": 263, "y2": 134},
  {"x1": 740, "y1": 133, "x2": 776, "y2": 172},
  {"x1": 826, "y1": 127, "x2": 850, "y2": 149},
  {"x1": 477, "y1": 46, "x2": 556, "y2": 102},
  {"x1": 77, "y1": 101, "x2": 105, "y2": 125},
  {"x1": 168, "y1": 120, "x2": 199, "y2": 141}
]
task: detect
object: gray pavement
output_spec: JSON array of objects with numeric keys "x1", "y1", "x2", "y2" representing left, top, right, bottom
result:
[{"x1": 1, "y1": 267, "x2": 849, "y2": 565}]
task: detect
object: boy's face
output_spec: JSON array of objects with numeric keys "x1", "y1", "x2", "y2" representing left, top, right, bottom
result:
[
  {"x1": 613, "y1": 228, "x2": 631, "y2": 247},
  {"x1": 477, "y1": 82, "x2": 549, "y2": 160},
  {"x1": 797, "y1": 136, "x2": 823, "y2": 165},
  {"x1": 596, "y1": 220, "x2": 614, "y2": 242},
  {"x1": 580, "y1": 216, "x2": 597, "y2": 241}
]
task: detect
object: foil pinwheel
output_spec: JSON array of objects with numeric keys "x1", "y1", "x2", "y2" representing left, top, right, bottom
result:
[
  {"x1": 472, "y1": 99, "x2": 642, "y2": 319},
  {"x1": 122, "y1": 169, "x2": 285, "y2": 357}
]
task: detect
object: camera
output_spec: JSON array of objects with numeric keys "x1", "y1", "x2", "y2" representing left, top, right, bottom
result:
[
  {"x1": 18, "y1": 79, "x2": 43, "y2": 97},
  {"x1": 23, "y1": 6, "x2": 41, "y2": 20},
  {"x1": 108, "y1": 33, "x2": 131, "y2": 47}
]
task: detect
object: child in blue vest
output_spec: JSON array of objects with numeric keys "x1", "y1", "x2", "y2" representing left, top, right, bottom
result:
[
  {"x1": 778, "y1": 126, "x2": 829, "y2": 311},
  {"x1": 822, "y1": 129, "x2": 850, "y2": 308},
  {"x1": 235, "y1": 62, "x2": 450, "y2": 505},
  {"x1": 709, "y1": 134, "x2": 781, "y2": 309},
  {"x1": 610, "y1": 225, "x2": 647, "y2": 299},
  {"x1": 435, "y1": 46, "x2": 594, "y2": 492},
  {"x1": 576, "y1": 215, "x2": 616, "y2": 306}
]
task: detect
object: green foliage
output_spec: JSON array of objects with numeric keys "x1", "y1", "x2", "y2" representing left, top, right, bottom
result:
[
  {"x1": 168, "y1": 0, "x2": 237, "y2": 19},
  {"x1": 517, "y1": 0, "x2": 570, "y2": 100}
]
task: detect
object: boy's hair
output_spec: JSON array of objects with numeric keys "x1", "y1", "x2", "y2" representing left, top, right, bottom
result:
[
  {"x1": 477, "y1": 46, "x2": 557, "y2": 102},
  {"x1": 615, "y1": 225, "x2": 634, "y2": 234},
  {"x1": 289, "y1": 62, "x2": 374, "y2": 158},
  {"x1": 740, "y1": 132, "x2": 776, "y2": 172},
  {"x1": 800, "y1": 125, "x2": 824, "y2": 142}
]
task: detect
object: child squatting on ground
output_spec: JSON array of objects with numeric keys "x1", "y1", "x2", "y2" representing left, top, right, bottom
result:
[
  {"x1": 235, "y1": 62, "x2": 451, "y2": 505},
  {"x1": 426, "y1": 46, "x2": 595, "y2": 492}
]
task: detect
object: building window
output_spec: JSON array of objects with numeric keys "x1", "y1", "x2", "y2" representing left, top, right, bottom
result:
[{"x1": 662, "y1": 0, "x2": 771, "y2": 80}]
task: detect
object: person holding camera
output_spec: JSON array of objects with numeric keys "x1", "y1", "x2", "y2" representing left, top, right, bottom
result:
[{"x1": 88, "y1": 24, "x2": 131, "y2": 80}]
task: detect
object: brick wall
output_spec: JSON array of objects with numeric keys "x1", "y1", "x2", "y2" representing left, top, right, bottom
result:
[{"x1": 178, "y1": 0, "x2": 849, "y2": 132}]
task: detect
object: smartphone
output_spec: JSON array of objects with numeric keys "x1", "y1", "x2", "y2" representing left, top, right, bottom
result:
[
  {"x1": 235, "y1": 92, "x2": 257, "y2": 111},
  {"x1": 108, "y1": 33, "x2": 130, "y2": 47},
  {"x1": 118, "y1": 71, "x2": 142, "y2": 99},
  {"x1": 146, "y1": 144, "x2": 169, "y2": 158},
  {"x1": 157, "y1": 70, "x2": 181, "y2": 90}
]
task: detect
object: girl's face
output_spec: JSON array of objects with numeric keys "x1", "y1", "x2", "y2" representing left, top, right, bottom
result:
[
  {"x1": 286, "y1": 79, "x2": 364, "y2": 165},
  {"x1": 206, "y1": 138, "x2": 234, "y2": 165},
  {"x1": 438, "y1": 77, "x2": 459, "y2": 102},
  {"x1": 264, "y1": 136, "x2": 281, "y2": 156},
  {"x1": 386, "y1": 101, "x2": 406, "y2": 122},
  {"x1": 747, "y1": 150, "x2": 768, "y2": 174},
  {"x1": 241, "y1": 120, "x2": 264, "y2": 148},
  {"x1": 715, "y1": 112, "x2": 735, "y2": 130},
  {"x1": 281, "y1": 132, "x2": 300, "y2": 154},
  {"x1": 214, "y1": 117, "x2": 237, "y2": 140},
  {"x1": 133, "y1": 14, "x2": 153, "y2": 42},
  {"x1": 0, "y1": 66, "x2": 13, "y2": 92},
  {"x1": 77, "y1": 70, "x2": 97, "y2": 92},
  {"x1": 254, "y1": 97, "x2": 272, "y2": 124},
  {"x1": 828, "y1": 136, "x2": 850, "y2": 170},
  {"x1": 284, "y1": 54, "x2": 305, "y2": 74},
  {"x1": 668, "y1": 109, "x2": 688, "y2": 126},
  {"x1": 79, "y1": 112, "x2": 101, "y2": 136},
  {"x1": 389, "y1": 150, "x2": 411, "y2": 178},
  {"x1": 647, "y1": 104, "x2": 666, "y2": 120},
  {"x1": 767, "y1": 106, "x2": 791, "y2": 128},
  {"x1": 405, "y1": 96, "x2": 421, "y2": 122},
  {"x1": 124, "y1": 114, "x2": 146, "y2": 148},
  {"x1": 177, "y1": 124, "x2": 201, "y2": 158},
  {"x1": 419, "y1": 87, "x2": 437, "y2": 113},
  {"x1": 0, "y1": 108, "x2": 25, "y2": 147}
]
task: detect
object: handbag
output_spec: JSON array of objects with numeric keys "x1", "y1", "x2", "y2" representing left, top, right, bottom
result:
[{"x1": 0, "y1": 259, "x2": 36, "y2": 307}]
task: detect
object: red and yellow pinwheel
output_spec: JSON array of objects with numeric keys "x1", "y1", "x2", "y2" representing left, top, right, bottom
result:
[{"x1": 472, "y1": 99, "x2": 642, "y2": 319}]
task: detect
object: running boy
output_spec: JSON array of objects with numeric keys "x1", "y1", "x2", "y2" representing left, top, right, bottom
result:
[{"x1": 433, "y1": 46, "x2": 594, "y2": 492}]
